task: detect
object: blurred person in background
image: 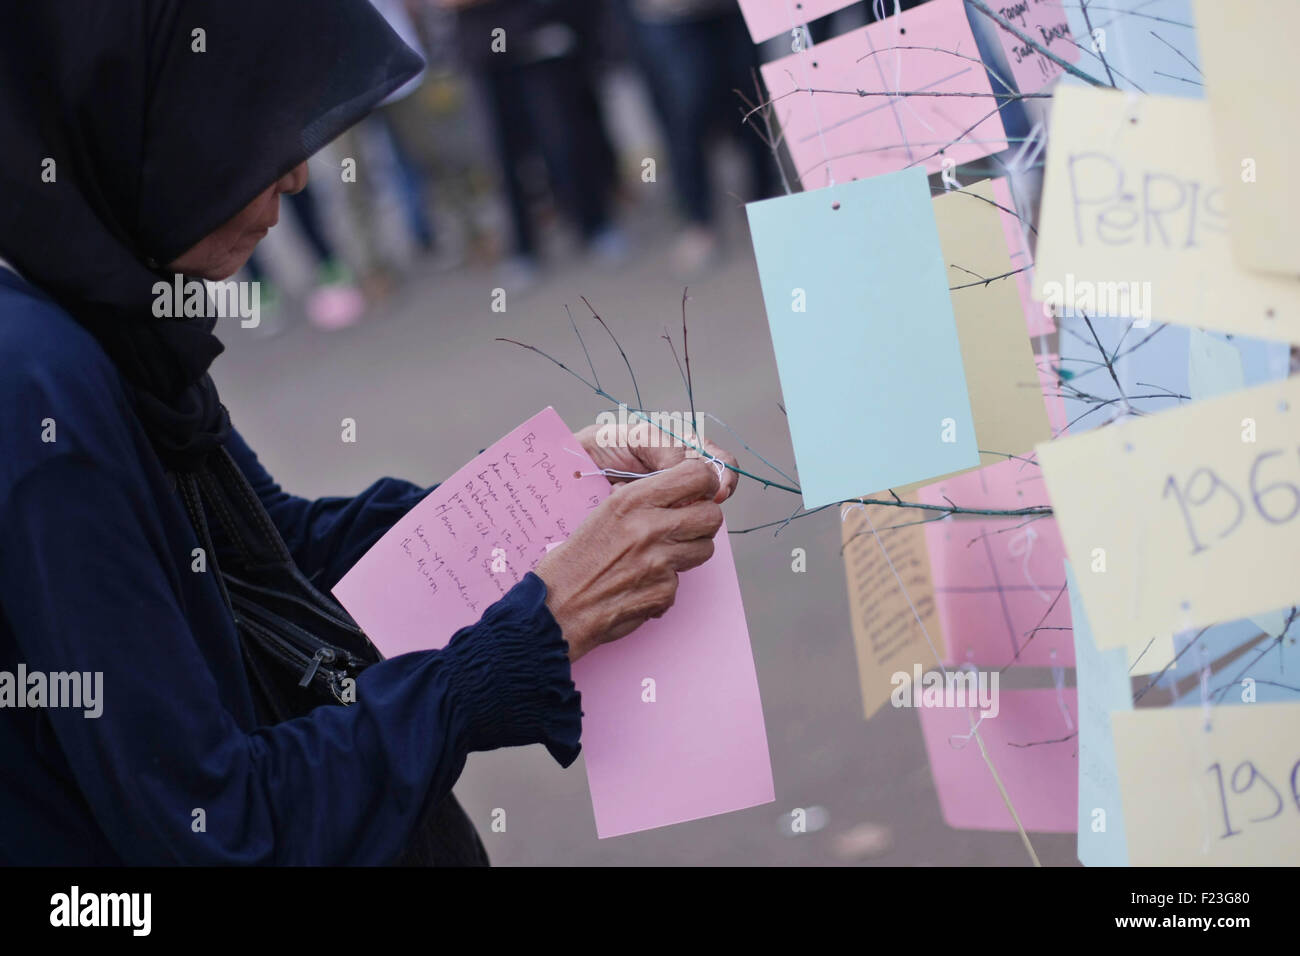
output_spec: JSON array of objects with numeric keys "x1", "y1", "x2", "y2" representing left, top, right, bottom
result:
[
  {"x1": 618, "y1": 0, "x2": 776, "y2": 276},
  {"x1": 442, "y1": 0, "x2": 629, "y2": 288},
  {"x1": 344, "y1": 0, "x2": 440, "y2": 294},
  {"x1": 342, "y1": 0, "x2": 501, "y2": 292}
]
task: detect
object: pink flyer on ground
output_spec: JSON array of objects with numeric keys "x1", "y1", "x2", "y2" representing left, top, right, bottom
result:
[
  {"x1": 918, "y1": 688, "x2": 1078, "y2": 832},
  {"x1": 332, "y1": 407, "x2": 774, "y2": 838}
]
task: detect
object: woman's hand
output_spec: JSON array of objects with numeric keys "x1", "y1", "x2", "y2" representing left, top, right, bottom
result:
[
  {"x1": 573, "y1": 420, "x2": 739, "y2": 504},
  {"x1": 535, "y1": 459, "x2": 724, "y2": 662}
]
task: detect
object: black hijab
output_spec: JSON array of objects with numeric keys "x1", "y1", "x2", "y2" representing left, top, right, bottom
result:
[{"x1": 0, "y1": 0, "x2": 422, "y2": 470}]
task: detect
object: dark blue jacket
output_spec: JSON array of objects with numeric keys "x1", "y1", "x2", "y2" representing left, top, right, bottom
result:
[{"x1": 0, "y1": 267, "x2": 582, "y2": 864}]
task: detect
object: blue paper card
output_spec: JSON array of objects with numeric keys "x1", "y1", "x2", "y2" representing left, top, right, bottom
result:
[
  {"x1": 1068, "y1": 563, "x2": 1133, "y2": 867},
  {"x1": 1056, "y1": 313, "x2": 1288, "y2": 434},
  {"x1": 746, "y1": 168, "x2": 979, "y2": 509},
  {"x1": 1172, "y1": 612, "x2": 1299, "y2": 709},
  {"x1": 1060, "y1": 0, "x2": 1203, "y2": 98}
]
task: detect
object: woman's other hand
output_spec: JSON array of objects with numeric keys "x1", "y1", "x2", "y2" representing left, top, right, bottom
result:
[{"x1": 535, "y1": 459, "x2": 724, "y2": 662}]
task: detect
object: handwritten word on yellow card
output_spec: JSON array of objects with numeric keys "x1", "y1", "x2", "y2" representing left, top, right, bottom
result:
[
  {"x1": 1195, "y1": 0, "x2": 1300, "y2": 278},
  {"x1": 841, "y1": 502, "x2": 945, "y2": 719},
  {"x1": 1034, "y1": 86, "x2": 1300, "y2": 343},
  {"x1": 1037, "y1": 376, "x2": 1300, "y2": 649},
  {"x1": 1112, "y1": 702, "x2": 1300, "y2": 865}
]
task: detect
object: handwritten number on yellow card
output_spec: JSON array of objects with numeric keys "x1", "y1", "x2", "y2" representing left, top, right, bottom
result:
[
  {"x1": 1207, "y1": 759, "x2": 1295, "y2": 840},
  {"x1": 1250, "y1": 450, "x2": 1300, "y2": 524},
  {"x1": 1162, "y1": 468, "x2": 1243, "y2": 554},
  {"x1": 1164, "y1": 448, "x2": 1300, "y2": 554}
]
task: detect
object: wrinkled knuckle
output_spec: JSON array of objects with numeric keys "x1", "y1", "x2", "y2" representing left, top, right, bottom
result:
[{"x1": 644, "y1": 549, "x2": 671, "y2": 577}]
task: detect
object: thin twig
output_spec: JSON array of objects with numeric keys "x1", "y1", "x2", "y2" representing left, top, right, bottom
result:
[
  {"x1": 965, "y1": 0, "x2": 1109, "y2": 87},
  {"x1": 581, "y1": 296, "x2": 641, "y2": 412}
]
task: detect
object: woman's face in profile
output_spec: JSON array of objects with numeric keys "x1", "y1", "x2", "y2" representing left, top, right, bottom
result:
[{"x1": 165, "y1": 161, "x2": 310, "y2": 280}]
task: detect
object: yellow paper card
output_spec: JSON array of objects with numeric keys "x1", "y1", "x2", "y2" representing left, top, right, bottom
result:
[
  {"x1": 1195, "y1": 0, "x2": 1300, "y2": 278},
  {"x1": 878, "y1": 180, "x2": 1052, "y2": 496},
  {"x1": 1037, "y1": 376, "x2": 1300, "y2": 649},
  {"x1": 1034, "y1": 86, "x2": 1300, "y2": 343},
  {"x1": 841, "y1": 501, "x2": 946, "y2": 719},
  {"x1": 1112, "y1": 702, "x2": 1300, "y2": 865}
]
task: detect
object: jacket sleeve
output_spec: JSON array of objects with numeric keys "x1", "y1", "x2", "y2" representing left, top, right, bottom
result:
[
  {"x1": 0, "y1": 344, "x2": 581, "y2": 865},
  {"x1": 223, "y1": 428, "x2": 430, "y2": 590}
]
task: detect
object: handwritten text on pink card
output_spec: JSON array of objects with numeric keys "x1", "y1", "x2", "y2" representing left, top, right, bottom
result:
[{"x1": 332, "y1": 407, "x2": 774, "y2": 838}]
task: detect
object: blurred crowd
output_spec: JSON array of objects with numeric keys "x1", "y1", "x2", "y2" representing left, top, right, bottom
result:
[{"x1": 251, "y1": 0, "x2": 781, "y2": 332}]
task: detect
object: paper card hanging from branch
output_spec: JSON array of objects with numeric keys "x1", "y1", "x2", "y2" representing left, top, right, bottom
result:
[
  {"x1": 918, "y1": 687, "x2": 1078, "y2": 833},
  {"x1": 1059, "y1": 0, "x2": 1202, "y2": 98},
  {"x1": 1112, "y1": 701, "x2": 1300, "y2": 865},
  {"x1": 987, "y1": 0, "x2": 1078, "y2": 94},
  {"x1": 920, "y1": 453, "x2": 1052, "y2": 512},
  {"x1": 333, "y1": 407, "x2": 775, "y2": 839},
  {"x1": 1194, "y1": 0, "x2": 1300, "y2": 278},
  {"x1": 1068, "y1": 563, "x2": 1133, "y2": 867},
  {"x1": 735, "y1": 0, "x2": 858, "y2": 44},
  {"x1": 1171, "y1": 616, "x2": 1300, "y2": 709},
  {"x1": 870, "y1": 182, "x2": 1055, "y2": 499},
  {"x1": 1036, "y1": 376, "x2": 1300, "y2": 650},
  {"x1": 1056, "y1": 313, "x2": 1290, "y2": 435},
  {"x1": 932, "y1": 180, "x2": 1053, "y2": 456},
  {"x1": 1034, "y1": 87, "x2": 1300, "y2": 343},
  {"x1": 840, "y1": 500, "x2": 946, "y2": 719},
  {"x1": 918, "y1": 512, "x2": 1073, "y2": 669},
  {"x1": 746, "y1": 168, "x2": 979, "y2": 509},
  {"x1": 760, "y1": 0, "x2": 1009, "y2": 189}
]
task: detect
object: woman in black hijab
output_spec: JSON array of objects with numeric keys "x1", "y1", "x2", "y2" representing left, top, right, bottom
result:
[{"x1": 0, "y1": 0, "x2": 733, "y2": 865}]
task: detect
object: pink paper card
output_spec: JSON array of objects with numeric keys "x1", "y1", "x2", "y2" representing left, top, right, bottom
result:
[
  {"x1": 736, "y1": 0, "x2": 858, "y2": 44},
  {"x1": 918, "y1": 687, "x2": 1077, "y2": 832},
  {"x1": 333, "y1": 408, "x2": 601, "y2": 649},
  {"x1": 575, "y1": 516, "x2": 774, "y2": 838},
  {"x1": 332, "y1": 407, "x2": 774, "y2": 839},
  {"x1": 989, "y1": 0, "x2": 1079, "y2": 93},
  {"x1": 991, "y1": 177, "x2": 1055, "y2": 337},
  {"x1": 920, "y1": 454, "x2": 1051, "y2": 512},
  {"x1": 917, "y1": 511, "x2": 1074, "y2": 668},
  {"x1": 760, "y1": 0, "x2": 1008, "y2": 189}
]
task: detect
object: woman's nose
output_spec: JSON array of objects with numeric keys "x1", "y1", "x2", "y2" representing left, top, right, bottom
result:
[{"x1": 279, "y1": 161, "x2": 309, "y2": 195}]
